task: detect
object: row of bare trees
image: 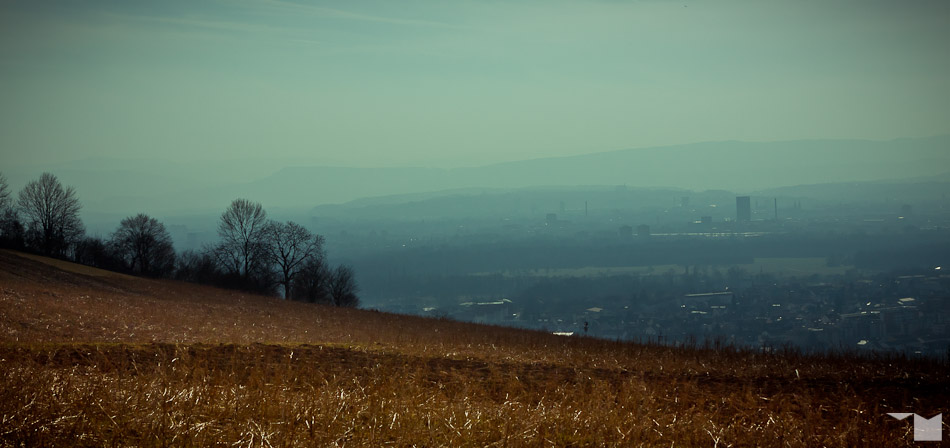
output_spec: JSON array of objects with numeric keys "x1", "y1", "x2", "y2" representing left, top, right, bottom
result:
[
  {"x1": 202, "y1": 198, "x2": 358, "y2": 306},
  {"x1": 0, "y1": 172, "x2": 179, "y2": 278},
  {"x1": 0, "y1": 173, "x2": 358, "y2": 307},
  {"x1": 1, "y1": 172, "x2": 83, "y2": 257}
]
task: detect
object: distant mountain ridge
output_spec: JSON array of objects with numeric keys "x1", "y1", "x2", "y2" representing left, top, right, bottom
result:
[
  {"x1": 309, "y1": 177, "x2": 950, "y2": 223},
  {"x1": 10, "y1": 135, "x2": 950, "y2": 217},
  {"x1": 459, "y1": 136, "x2": 950, "y2": 191},
  {"x1": 262, "y1": 135, "x2": 950, "y2": 208}
]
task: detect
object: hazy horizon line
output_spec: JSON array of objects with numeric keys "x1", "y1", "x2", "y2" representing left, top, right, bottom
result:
[{"x1": 10, "y1": 133, "x2": 950, "y2": 173}]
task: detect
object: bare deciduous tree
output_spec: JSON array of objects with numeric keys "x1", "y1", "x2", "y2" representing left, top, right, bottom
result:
[
  {"x1": 17, "y1": 172, "x2": 84, "y2": 256},
  {"x1": 174, "y1": 248, "x2": 222, "y2": 284},
  {"x1": 263, "y1": 220, "x2": 325, "y2": 299},
  {"x1": 0, "y1": 172, "x2": 10, "y2": 211},
  {"x1": 292, "y1": 255, "x2": 331, "y2": 304},
  {"x1": 327, "y1": 264, "x2": 360, "y2": 308},
  {"x1": 215, "y1": 199, "x2": 268, "y2": 279},
  {"x1": 0, "y1": 172, "x2": 21, "y2": 248},
  {"x1": 74, "y1": 236, "x2": 118, "y2": 270},
  {"x1": 111, "y1": 213, "x2": 176, "y2": 276}
]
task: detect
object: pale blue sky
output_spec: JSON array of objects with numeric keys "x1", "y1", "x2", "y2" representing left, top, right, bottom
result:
[{"x1": 2, "y1": 0, "x2": 949, "y2": 169}]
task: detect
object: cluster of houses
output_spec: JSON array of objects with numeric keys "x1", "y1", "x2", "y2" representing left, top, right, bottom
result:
[{"x1": 425, "y1": 269, "x2": 950, "y2": 357}]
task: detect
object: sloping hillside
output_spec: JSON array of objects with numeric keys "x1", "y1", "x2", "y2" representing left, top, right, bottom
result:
[
  {"x1": 0, "y1": 249, "x2": 625, "y2": 357},
  {"x1": 0, "y1": 250, "x2": 946, "y2": 446}
]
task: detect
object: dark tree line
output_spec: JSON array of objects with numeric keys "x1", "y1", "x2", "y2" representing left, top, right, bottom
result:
[
  {"x1": 188, "y1": 198, "x2": 359, "y2": 305},
  {"x1": 111, "y1": 214, "x2": 176, "y2": 276},
  {"x1": 0, "y1": 172, "x2": 23, "y2": 250},
  {"x1": 0, "y1": 173, "x2": 358, "y2": 307},
  {"x1": 0, "y1": 172, "x2": 83, "y2": 256}
]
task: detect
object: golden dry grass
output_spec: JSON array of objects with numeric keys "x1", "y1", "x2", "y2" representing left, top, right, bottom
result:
[
  {"x1": 5, "y1": 250, "x2": 137, "y2": 279},
  {"x1": 0, "y1": 250, "x2": 946, "y2": 446}
]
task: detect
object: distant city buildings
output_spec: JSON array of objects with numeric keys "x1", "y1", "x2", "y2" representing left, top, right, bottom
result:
[{"x1": 736, "y1": 196, "x2": 752, "y2": 222}]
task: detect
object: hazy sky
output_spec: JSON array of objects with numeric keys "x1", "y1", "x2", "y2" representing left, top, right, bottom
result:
[{"x1": 2, "y1": 0, "x2": 949, "y2": 169}]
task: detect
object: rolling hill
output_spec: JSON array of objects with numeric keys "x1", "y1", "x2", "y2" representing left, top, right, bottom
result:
[
  {"x1": 309, "y1": 177, "x2": 950, "y2": 223},
  {"x1": 10, "y1": 136, "x2": 949, "y2": 217},
  {"x1": 0, "y1": 249, "x2": 946, "y2": 446},
  {"x1": 151, "y1": 135, "x2": 950, "y2": 210}
]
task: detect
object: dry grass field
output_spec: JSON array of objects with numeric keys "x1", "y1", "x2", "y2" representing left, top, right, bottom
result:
[{"x1": 0, "y1": 249, "x2": 946, "y2": 446}]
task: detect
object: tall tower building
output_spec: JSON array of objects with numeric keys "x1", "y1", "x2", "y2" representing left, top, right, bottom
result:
[{"x1": 736, "y1": 196, "x2": 751, "y2": 222}]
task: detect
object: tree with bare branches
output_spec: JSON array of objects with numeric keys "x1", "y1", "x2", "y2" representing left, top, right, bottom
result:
[
  {"x1": 0, "y1": 172, "x2": 23, "y2": 249},
  {"x1": 17, "y1": 172, "x2": 84, "y2": 256},
  {"x1": 292, "y1": 255, "x2": 331, "y2": 304},
  {"x1": 0, "y1": 172, "x2": 10, "y2": 211},
  {"x1": 327, "y1": 264, "x2": 360, "y2": 308},
  {"x1": 111, "y1": 213, "x2": 176, "y2": 276},
  {"x1": 215, "y1": 198, "x2": 268, "y2": 280},
  {"x1": 263, "y1": 220, "x2": 325, "y2": 299}
]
